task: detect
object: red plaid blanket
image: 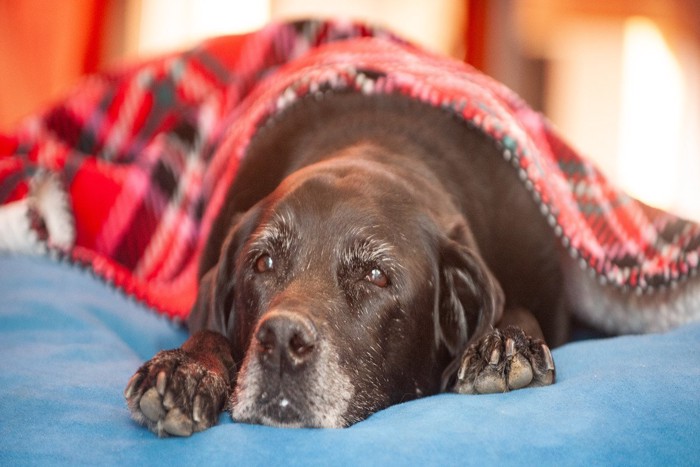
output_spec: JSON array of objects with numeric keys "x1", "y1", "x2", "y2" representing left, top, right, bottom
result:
[{"x1": 1, "y1": 19, "x2": 699, "y2": 320}]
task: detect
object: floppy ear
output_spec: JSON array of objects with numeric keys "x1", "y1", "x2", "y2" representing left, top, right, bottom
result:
[
  {"x1": 437, "y1": 222, "x2": 504, "y2": 388},
  {"x1": 188, "y1": 208, "x2": 261, "y2": 335}
]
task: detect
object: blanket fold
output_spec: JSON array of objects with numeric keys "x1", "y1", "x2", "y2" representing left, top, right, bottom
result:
[{"x1": 1, "y1": 19, "x2": 698, "y2": 320}]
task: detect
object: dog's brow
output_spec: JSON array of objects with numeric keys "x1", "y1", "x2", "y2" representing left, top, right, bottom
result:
[
  {"x1": 252, "y1": 212, "x2": 296, "y2": 252},
  {"x1": 345, "y1": 233, "x2": 396, "y2": 265}
]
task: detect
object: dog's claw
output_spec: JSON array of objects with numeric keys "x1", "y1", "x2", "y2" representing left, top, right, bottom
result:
[
  {"x1": 488, "y1": 347, "x2": 501, "y2": 366},
  {"x1": 457, "y1": 353, "x2": 472, "y2": 380},
  {"x1": 453, "y1": 326, "x2": 555, "y2": 394},
  {"x1": 543, "y1": 344, "x2": 555, "y2": 371},
  {"x1": 534, "y1": 344, "x2": 556, "y2": 386},
  {"x1": 124, "y1": 373, "x2": 140, "y2": 399},
  {"x1": 505, "y1": 338, "x2": 516, "y2": 358},
  {"x1": 156, "y1": 370, "x2": 167, "y2": 396},
  {"x1": 192, "y1": 395, "x2": 203, "y2": 423},
  {"x1": 162, "y1": 389, "x2": 175, "y2": 410}
]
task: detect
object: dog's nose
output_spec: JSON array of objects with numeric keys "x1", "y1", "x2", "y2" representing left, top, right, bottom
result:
[{"x1": 255, "y1": 311, "x2": 318, "y2": 369}]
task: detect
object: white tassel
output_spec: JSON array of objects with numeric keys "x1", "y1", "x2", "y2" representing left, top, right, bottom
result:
[{"x1": 0, "y1": 173, "x2": 75, "y2": 254}]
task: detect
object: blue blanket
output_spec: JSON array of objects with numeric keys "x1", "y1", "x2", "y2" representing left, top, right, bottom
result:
[{"x1": 1, "y1": 254, "x2": 698, "y2": 465}]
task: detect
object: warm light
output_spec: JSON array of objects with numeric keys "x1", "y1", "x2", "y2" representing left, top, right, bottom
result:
[
  {"x1": 136, "y1": 0, "x2": 271, "y2": 56},
  {"x1": 617, "y1": 17, "x2": 685, "y2": 211}
]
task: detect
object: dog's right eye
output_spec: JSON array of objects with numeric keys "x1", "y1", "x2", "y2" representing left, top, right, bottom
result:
[
  {"x1": 255, "y1": 254, "x2": 274, "y2": 273},
  {"x1": 365, "y1": 267, "x2": 389, "y2": 288}
]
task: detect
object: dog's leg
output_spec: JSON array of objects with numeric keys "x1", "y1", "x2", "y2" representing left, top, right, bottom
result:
[
  {"x1": 452, "y1": 308, "x2": 555, "y2": 394},
  {"x1": 124, "y1": 330, "x2": 235, "y2": 437}
]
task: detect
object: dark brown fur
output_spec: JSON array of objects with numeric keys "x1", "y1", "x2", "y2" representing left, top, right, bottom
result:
[{"x1": 125, "y1": 93, "x2": 559, "y2": 436}]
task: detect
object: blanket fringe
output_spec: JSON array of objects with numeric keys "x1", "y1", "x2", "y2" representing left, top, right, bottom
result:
[{"x1": 0, "y1": 173, "x2": 74, "y2": 255}]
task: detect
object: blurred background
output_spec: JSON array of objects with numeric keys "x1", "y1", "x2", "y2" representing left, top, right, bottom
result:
[{"x1": 1, "y1": 0, "x2": 698, "y2": 221}]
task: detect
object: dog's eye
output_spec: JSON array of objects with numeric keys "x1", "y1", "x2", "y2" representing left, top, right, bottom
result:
[
  {"x1": 365, "y1": 267, "x2": 389, "y2": 288},
  {"x1": 255, "y1": 254, "x2": 274, "y2": 273}
]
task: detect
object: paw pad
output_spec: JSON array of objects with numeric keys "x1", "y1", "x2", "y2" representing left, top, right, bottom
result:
[
  {"x1": 453, "y1": 326, "x2": 555, "y2": 394},
  {"x1": 124, "y1": 349, "x2": 227, "y2": 437}
]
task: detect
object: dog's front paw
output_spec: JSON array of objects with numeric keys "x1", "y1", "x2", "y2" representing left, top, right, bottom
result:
[
  {"x1": 124, "y1": 349, "x2": 228, "y2": 437},
  {"x1": 453, "y1": 326, "x2": 555, "y2": 394}
]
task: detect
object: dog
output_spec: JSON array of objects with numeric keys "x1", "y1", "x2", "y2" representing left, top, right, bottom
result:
[
  {"x1": 123, "y1": 91, "x2": 563, "y2": 436},
  {"x1": 124, "y1": 85, "x2": 700, "y2": 437}
]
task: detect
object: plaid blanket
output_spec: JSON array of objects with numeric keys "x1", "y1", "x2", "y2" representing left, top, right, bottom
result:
[{"x1": 1, "y1": 19, "x2": 699, "y2": 321}]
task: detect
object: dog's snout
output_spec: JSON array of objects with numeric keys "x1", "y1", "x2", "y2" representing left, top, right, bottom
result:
[{"x1": 255, "y1": 311, "x2": 318, "y2": 368}]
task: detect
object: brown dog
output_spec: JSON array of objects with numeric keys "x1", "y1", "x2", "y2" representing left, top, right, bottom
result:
[{"x1": 125, "y1": 92, "x2": 566, "y2": 436}]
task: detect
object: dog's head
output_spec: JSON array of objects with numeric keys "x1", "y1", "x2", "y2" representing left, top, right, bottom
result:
[{"x1": 192, "y1": 145, "x2": 503, "y2": 428}]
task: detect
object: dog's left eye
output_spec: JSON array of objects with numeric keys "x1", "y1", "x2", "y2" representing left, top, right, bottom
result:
[
  {"x1": 255, "y1": 254, "x2": 274, "y2": 273},
  {"x1": 365, "y1": 267, "x2": 389, "y2": 288}
]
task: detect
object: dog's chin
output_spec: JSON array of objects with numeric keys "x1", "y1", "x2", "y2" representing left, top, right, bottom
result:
[
  {"x1": 231, "y1": 400, "x2": 347, "y2": 429},
  {"x1": 230, "y1": 392, "x2": 353, "y2": 428},
  {"x1": 229, "y1": 341, "x2": 356, "y2": 429}
]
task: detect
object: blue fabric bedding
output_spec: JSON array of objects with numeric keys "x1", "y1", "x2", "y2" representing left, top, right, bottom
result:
[{"x1": 1, "y1": 254, "x2": 698, "y2": 465}]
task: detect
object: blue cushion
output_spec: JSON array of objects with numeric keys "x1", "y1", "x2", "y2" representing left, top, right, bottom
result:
[{"x1": 1, "y1": 254, "x2": 698, "y2": 465}]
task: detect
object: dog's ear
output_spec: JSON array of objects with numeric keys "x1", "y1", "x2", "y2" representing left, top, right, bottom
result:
[
  {"x1": 437, "y1": 220, "x2": 504, "y2": 358},
  {"x1": 188, "y1": 208, "x2": 261, "y2": 335}
]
